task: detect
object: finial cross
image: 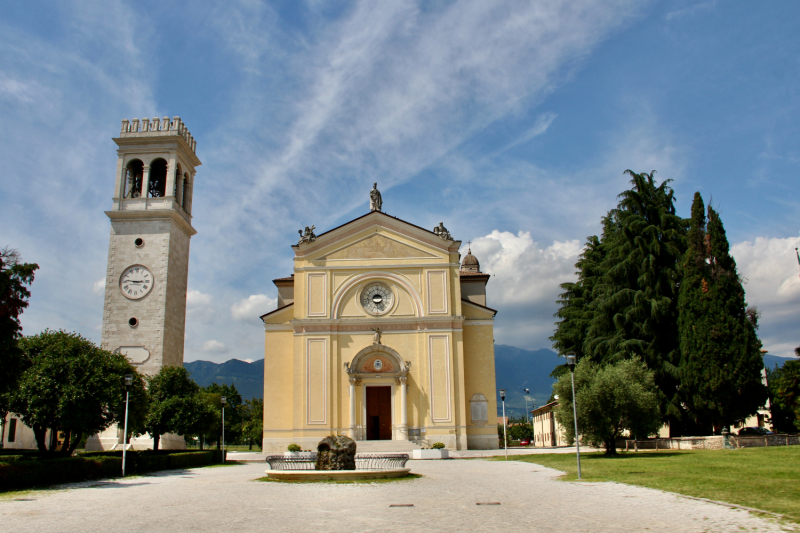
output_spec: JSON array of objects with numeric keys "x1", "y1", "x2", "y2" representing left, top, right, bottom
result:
[{"x1": 466, "y1": 240, "x2": 473, "y2": 249}]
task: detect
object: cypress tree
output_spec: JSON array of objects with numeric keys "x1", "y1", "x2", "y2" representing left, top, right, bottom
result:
[{"x1": 678, "y1": 198, "x2": 767, "y2": 431}]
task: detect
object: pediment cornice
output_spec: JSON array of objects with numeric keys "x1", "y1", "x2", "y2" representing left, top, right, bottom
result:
[{"x1": 293, "y1": 211, "x2": 460, "y2": 258}]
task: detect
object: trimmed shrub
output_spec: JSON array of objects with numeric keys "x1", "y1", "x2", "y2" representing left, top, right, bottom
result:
[
  {"x1": 431, "y1": 442, "x2": 445, "y2": 449},
  {"x1": 0, "y1": 457, "x2": 121, "y2": 492},
  {"x1": 168, "y1": 451, "x2": 216, "y2": 469},
  {"x1": 287, "y1": 443, "x2": 301, "y2": 452},
  {"x1": 137, "y1": 454, "x2": 170, "y2": 472},
  {"x1": 0, "y1": 450, "x2": 222, "y2": 492}
]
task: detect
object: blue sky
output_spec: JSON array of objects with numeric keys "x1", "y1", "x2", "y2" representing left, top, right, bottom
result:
[{"x1": 2, "y1": 0, "x2": 799, "y2": 363}]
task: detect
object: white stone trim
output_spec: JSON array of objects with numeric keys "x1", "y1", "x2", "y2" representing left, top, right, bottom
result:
[{"x1": 463, "y1": 320, "x2": 494, "y2": 326}]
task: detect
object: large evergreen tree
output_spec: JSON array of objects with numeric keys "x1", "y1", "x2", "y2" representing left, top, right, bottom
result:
[
  {"x1": 678, "y1": 194, "x2": 767, "y2": 431},
  {"x1": 584, "y1": 171, "x2": 686, "y2": 428},
  {"x1": 550, "y1": 234, "x2": 606, "y2": 379}
]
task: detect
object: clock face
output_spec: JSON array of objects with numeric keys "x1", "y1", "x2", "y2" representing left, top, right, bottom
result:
[
  {"x1": 119, "y1": 265, "x2": 154, "y2": 300},
  {"x1": 360, "y1": 283, "x2": 394, "y2": 315}
]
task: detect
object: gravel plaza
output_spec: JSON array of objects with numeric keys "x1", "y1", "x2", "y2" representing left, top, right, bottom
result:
[{"x1": 0, "y1": 454, "x2": 790, "y2": 533}]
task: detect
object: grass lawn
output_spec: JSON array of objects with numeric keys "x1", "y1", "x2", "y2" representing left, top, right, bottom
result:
[{"x1": 510, "y1": 447, "x2": 800, "y2": 522}]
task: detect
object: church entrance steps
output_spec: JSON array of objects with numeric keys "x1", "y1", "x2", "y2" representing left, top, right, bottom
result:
[{"x1": 355, "y1": 440, "x2": 420, "y2": 453}]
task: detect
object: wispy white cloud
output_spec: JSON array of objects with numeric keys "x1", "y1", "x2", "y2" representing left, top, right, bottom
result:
[
  {"x1": 92, "y1": 278, "x2": 105, "y2": 296},
  {"x1": 202, "y1": 339, "x2": 230, "y2": 354}
]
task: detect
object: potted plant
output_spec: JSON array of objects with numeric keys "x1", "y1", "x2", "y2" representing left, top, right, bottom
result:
[
  {"x1": 412, "y1": 442, "x2": 449, "y2": 460},
  {"x1": 285, "y1": 443, "x2": 302, "y2": 456}
]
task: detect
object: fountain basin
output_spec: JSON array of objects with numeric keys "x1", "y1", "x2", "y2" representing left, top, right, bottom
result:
[{"x1": 265, "y1": 468, "x2": 411, "y2": 482}]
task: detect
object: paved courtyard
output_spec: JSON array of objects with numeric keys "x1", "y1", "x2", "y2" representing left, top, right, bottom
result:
[{"x1": 0, "y1": 458, "x2": 789, "y2": 532}]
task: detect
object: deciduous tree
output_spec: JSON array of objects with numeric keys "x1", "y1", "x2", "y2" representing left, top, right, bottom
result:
[
  {"x1": 11, "y1": 330, "x2": 147, "y2": 455},
  {"x1": 0, "y1": 247, "x2": 38, "y2": 396},
  {"x1": 554, "y1": 358, "x2": 661, "y2": 454}
]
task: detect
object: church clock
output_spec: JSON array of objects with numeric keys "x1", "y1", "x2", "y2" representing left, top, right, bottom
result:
[
  {"x1": 119, "y1": 265, "x2": 154, "y2": 300},
  {"x1": 360, "y1": 283, "x2": 394, "y2": 315}
]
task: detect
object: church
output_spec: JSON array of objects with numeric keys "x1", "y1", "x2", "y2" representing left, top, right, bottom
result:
[{"x1": 260, "y1": 185, "x2": 499, "y2": 451}]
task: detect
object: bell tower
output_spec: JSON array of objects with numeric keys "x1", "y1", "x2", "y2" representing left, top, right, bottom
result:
[
  {"x1": 88, "y1": 117, "x2": 201, "y2": 451},
  {"x1": 99, "y1": 117, "x2": 201, "y2": 376}
]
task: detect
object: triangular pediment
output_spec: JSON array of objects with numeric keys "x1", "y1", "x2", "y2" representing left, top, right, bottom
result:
[{"x1": 319, "y1": 233, "x2": 437, "y2": 260}]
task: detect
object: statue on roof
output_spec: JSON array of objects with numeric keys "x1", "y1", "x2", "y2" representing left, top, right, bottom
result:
[
  {"x1": 433, "y1": 221, "x2": 453, "y2": 241},
  {"x1": 370, "y1": 182, "x2": 382, "y2": 212},
  {"x1": 297, "y1": 225, "x2": 316, "y2": 245}
]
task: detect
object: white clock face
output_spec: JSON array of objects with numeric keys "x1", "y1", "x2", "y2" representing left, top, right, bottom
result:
[
  {"x1": 360, "y1": 283, "x2": 394, "y2": 315},
  {"x1": 120, "y1": 265, "x2": 154, "y2": 300}
]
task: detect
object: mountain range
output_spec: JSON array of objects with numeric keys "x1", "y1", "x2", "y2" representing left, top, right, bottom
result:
[{"x1": 185, "y1": 346, "x2": 793, "y2": 418}]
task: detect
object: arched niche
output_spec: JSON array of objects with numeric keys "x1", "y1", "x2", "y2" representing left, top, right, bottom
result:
[
  {"x1": 346, "y1": 344, "x2": 409, "y2": 376},
  {"x1": 332, "y1": 272, "x2": 423, "y2": 319}
]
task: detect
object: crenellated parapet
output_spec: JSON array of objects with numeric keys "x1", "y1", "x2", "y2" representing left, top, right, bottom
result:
[{"x1": 120, "y1": 116, "x2": 197, "y2": 153}]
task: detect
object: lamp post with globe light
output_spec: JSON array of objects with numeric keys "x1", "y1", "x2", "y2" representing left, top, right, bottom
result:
[{"x1": 565, "y1": 353, "x2": 581, "y2": 480}]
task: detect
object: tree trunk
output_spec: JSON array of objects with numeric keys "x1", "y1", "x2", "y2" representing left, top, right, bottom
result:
[
  {"x1": 67, "y1": 431, "x2": 82, "y2": 456},
  {"x1": 59, "y1": 430, "x2": 71, "y2": 456},
  {"x1": 33, "y1": 425, "x2": 48, "y2": 453},
  {"x1": 248, "y1": 439, "x2": 252, "y2": 451},
  {"x1": 153, "y1": 432, "x2": 161, "y2": 451},
  {"x1": 604, "y1": 437, "x2": 617, "y2": 455},
  {"x1": 48, "y1": 426, "x2": 59, "y2": 455}
]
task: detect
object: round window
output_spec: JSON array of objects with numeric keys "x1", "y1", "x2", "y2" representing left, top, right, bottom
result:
[
  {"x1": 134, "y1": 238, "x2": 144, "y2": 247},
  {"x1": 128, "y1": 317, "x2": 139, "y2": 327}
]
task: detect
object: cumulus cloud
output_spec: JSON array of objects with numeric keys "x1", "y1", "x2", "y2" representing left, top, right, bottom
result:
[
  {"x1": 468, "y1": 231, "x2": 582, "y2": 348},
  {"x1": 202, "y1": 340, "x2": 230, "y2": 354},
  {"x1": 731, "y1": 236, "x2": 800, "y2": 358},
  {"x1": 186, "y1": 289, "x2": 212, "y2": 309},
  {"x1": 231, "y1": 294, "x2": 277, "y2": 321}
]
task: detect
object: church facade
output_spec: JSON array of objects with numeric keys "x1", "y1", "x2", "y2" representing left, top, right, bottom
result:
[{"x1": 261, "y1": 189, "x2": 499, "y2": 451}]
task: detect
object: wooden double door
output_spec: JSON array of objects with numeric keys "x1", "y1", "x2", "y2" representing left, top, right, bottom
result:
[{"x1": 366, "y1": 386, "x2": 392, "y2": 440}]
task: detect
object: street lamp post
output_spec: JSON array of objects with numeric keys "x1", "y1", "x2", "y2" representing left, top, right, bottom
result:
[
  {"x1": 523, "y1": 389, "x2": 530, "y2": 422},
  {"x1": 221, "y1": 396, "x2": 227, "y2": 463},
  {"x1": 122, "y1": 374, "x2": 133, "y2": 477},
  {"x1": 499, "y1": 389, "x2": 508, "y2": 460},
  {"x1": 565, "y1": 353, "x2": 581, "y2": 480}
]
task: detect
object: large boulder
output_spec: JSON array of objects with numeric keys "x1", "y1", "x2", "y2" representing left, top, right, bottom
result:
[{"x1": 315, "y1": 436, "x2": 357, "y2": 470}]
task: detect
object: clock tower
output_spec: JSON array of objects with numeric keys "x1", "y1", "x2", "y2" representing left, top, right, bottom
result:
[
  {"x1": 99, "y1": 116, "x2": 201, "y2": 376},
  {"x1": 88, "y1": 117, "x2": 200, "y2": 451}
]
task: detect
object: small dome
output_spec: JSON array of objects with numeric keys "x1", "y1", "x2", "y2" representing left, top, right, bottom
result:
[{"x1": 461, "y1": 249, "x2": 480, "y2": 271}]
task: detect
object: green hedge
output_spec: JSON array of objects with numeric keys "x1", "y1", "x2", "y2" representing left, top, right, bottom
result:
[
  {"x1": 0, "y1": 455, "x2": 26, "y2": 463},
  {"x1": 0, "y1": 457, "x2": 121, "y2": 491},
  {"x1": 0, "y1": 451, "x2": 223, "y2": 492}
]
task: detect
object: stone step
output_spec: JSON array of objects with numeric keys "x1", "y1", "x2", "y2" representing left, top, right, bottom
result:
[{"x1": 354, "y1": 440, "x2": 419, "y2": 453}]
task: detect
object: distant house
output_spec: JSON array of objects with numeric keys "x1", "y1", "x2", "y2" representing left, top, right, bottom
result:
[
  {"x1": 1, "y1": 413, "x2": 44, "y2": 450},
  {"x1": 531, "y1": 401, "x2": 568, "y2": 447}
]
